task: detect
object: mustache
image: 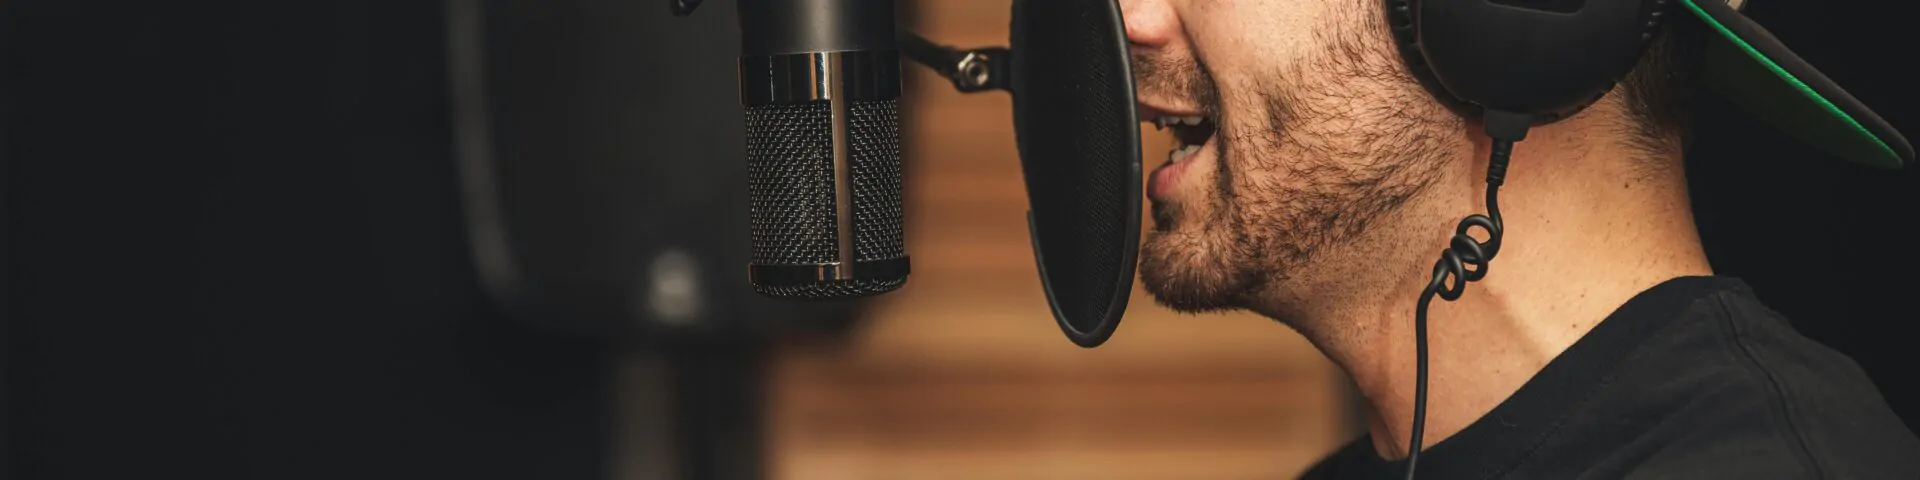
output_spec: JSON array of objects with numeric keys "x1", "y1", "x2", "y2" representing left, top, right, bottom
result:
[{"x1": 1130, "y1": 50, "x2": 1221, "y2": 116}]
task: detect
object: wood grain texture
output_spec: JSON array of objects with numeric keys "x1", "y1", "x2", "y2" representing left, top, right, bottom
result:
[{"x1": 764, "y1": 2, "x2": 1355, "y2": 478}]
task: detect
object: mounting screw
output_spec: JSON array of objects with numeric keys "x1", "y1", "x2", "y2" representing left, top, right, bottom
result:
[{"x1": 955, "y1": 51, "x2": 993, "y2": 90}]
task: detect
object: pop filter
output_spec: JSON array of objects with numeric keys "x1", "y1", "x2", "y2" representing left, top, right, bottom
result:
[
  {"x1": 1007, "y1": 0, "x2": 1141, "y2": 348},
  {"x1": 851, "y1": 0, "x2": 1144, "y2": 348}
]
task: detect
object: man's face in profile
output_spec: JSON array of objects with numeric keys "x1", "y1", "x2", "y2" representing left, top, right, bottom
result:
[{"x1": 1125, "y1": 0, "x2": 1466, "y2": 317}]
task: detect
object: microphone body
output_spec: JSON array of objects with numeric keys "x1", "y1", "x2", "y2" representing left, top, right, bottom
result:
[{"x1": 737, "y1": 0, "x2": 910, "y2": 299}]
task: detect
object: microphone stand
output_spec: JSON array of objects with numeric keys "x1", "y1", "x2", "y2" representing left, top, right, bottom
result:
[{"x1": 667, "y1": 339, "x2": 767, "y2": 480}]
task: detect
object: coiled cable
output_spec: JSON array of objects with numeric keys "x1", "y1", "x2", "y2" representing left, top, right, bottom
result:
[{"x1": 1404, "y1": 138, "x2": 1513, "y2": 480}]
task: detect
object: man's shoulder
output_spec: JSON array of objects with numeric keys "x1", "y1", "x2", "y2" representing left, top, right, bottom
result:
[
  {"x1": 1668, "y1": 285, "x2": 1920, "y2": 478},
  {"x1": 1560, "y1": 282, "x2": 1920, "y2": 478},
  {"x1": 1293, "y1": 279, "x2": 1920, "y2": 479}
]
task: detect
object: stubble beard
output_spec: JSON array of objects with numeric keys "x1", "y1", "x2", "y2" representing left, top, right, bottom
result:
[{"x1": 1137, "y1": 18, "x2": 1462, "y2": 321}]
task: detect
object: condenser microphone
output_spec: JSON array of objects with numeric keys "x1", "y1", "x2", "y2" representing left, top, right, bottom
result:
[{"x1": 726, "y1": 0, "x2": 910, "y2": 299}]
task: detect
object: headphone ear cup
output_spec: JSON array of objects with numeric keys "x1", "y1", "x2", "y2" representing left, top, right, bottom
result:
[
  {"x1": 1384, "y1": 0, "x2": 1479, "y2": 119},
  {"x1": 1387, "y1": 0, "x2": 1672, "y2": 123}
]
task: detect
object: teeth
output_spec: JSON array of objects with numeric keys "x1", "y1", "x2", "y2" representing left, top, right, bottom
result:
[
  {"x1": 1168, "y1": 144, "x2": 1203, "y2": 163},
  {"x1": 1149, "y1": 115, "x2": 1205, "y2": 130}
]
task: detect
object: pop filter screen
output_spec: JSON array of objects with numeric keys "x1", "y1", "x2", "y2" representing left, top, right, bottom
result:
[{"x1": 1008, "y1": 0, "x2": 1141, "y2": 347}]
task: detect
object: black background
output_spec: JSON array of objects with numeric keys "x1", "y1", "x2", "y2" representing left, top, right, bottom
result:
[
  {"x1": 3, "y1": 0, "x2": 1915, "y2": 479},
  {"x1": 1685, "y1": 0, "x2": 1918, "y2": 433}
]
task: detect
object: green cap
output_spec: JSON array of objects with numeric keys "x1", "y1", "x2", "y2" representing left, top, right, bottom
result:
[{"x1": 1684, "y1": 0, "x2": 1912, "y2": 168}]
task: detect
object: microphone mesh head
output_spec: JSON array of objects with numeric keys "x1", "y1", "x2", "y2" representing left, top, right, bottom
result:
[{"x1": 744, "y1": 99, "x2": 906, "y2": 299}]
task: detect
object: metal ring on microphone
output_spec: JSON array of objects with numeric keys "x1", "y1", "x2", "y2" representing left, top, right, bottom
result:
[
  {"x1": 738, "y1": 50, "x2": 902, "y2": 105},
  {"x1": 748, "y1": 257, "x2": 912, "y2": 287}
]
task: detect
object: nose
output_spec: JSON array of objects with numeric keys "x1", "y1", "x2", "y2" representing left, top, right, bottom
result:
[{"x1": 1119, "y1": 0, "x2": 1177, "y2": 48}]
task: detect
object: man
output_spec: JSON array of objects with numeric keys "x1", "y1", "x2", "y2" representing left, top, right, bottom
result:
[{"x1": 1120, "y1": 0, "x2": 1920, "y2": 477}]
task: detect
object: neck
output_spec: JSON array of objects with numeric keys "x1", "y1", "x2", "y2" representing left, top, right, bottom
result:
[{"x1": 1253, "y1": 114, "x2": 1714, "y2": 459}]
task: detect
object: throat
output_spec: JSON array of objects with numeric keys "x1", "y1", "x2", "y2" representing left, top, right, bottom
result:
[{"x1": 1318, "y1": 158, "x2": 1713, "y2": 459}]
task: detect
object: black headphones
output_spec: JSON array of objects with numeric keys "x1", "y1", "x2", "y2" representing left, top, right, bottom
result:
[
  {"x1": 1379, "y1": 0, "x2": 1676, "y2": 477},
  {"x1": 1388, "y1": 0, "x2": 1671, "y2": 125}
]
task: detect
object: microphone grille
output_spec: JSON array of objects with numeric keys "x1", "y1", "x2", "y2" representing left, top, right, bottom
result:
[
  {"x1": 744, "y1": 99, "x2": 906, "y2": 299},
  {"x1": 746, "y1": 103, "x2": 839, "y2": 265},
  {"x1": 847, "y1": 99, "x2": 907, "y2": 262}
]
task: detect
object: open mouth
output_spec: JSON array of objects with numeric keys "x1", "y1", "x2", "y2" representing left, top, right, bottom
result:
[
  {"x1": 1142, "y1": 112, "x2": 1218, "y2": 203},
  {"x1": 1149, "y1": 115, "x2": 1217, "y2": 164}
]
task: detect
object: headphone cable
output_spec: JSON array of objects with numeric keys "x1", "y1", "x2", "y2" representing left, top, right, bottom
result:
[{"x1": 1404, "y1": 110, "x2": 1526, "y2": 480}]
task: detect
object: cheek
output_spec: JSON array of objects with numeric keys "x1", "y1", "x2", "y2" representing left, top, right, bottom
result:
[
  {"x1": 1182, "y1": 0, "x2": 1320, "y2": 63},
  {"x1": 1213, "y1": 94, "x2": 1280, "y2": 176}
]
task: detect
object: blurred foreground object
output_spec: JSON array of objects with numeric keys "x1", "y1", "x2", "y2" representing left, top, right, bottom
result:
[{"x1": 4, "y1": 2, "x2": 606, "y2": 478}]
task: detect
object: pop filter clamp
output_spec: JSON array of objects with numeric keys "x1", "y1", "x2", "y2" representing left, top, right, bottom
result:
[{"x1": 896, "y1": 32, "x2": 1012, "y2": 94}]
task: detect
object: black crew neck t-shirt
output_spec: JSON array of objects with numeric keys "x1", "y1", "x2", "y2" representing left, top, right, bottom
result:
[{"x1": 1301, "y1": 276, "x2": 1920, "y2": 479}]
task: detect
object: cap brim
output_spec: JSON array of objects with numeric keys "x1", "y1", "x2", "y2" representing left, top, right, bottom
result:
[{"x1": 1683, "y1": 0, "x2": 1913, "y2": 169}]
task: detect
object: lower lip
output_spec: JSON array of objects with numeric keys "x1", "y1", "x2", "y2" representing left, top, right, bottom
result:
[
  {"x1": 1148, "y1": 157, "x2": 1194, "y2": 200},
  {"x1": 1148, "y1": 139, "x2": 1211, "y2": 200}
]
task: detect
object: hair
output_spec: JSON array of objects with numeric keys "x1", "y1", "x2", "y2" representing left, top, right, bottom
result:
[{"x1": 1617, "y1": 15, "x2": 1710, "y2": 162}]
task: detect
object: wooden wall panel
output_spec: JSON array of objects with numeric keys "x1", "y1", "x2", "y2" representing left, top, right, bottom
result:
[{"x1": 764, "y1": 2, "x2": 1355, "y2": 478}]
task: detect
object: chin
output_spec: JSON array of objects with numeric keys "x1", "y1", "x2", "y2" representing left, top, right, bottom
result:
[{"x1": 1137, "y1": 227, "x2": 1255, "y2": 314}]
